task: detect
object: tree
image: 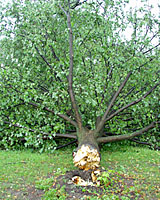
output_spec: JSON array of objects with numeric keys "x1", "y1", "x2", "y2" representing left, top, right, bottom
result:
[{"x1": 0, "y1": 0, "x2": 160, "y2": 169}]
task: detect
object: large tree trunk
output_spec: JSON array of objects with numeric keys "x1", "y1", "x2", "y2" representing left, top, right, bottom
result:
[{"x1": 73, "y1": 128, "x2": 100, "y2": 171}]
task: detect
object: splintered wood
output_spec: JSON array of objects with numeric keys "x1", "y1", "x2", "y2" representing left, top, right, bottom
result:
[
  {"x1": 73, "y1": 145, "x2": 100, "y2": 170},
  {"x1": 71, "y1": 169, "x2": 101, "y2": 186}
]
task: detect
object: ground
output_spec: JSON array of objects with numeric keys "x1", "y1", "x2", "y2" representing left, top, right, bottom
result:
[{"x1": 0, "y1": 144, "x2": 160, "y2": 199}]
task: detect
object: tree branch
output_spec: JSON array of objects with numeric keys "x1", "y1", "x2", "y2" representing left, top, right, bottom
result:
[
  {"x1": 131, "y1": 138, "x2": 160, "y2": 150},
  {"x1": 143, "y1": 43, "x2": 160, "y2": 55},
  {"x1": 89, "y1": 51, "x2": 99, "y2": 106},
  {"x1": 49, "y1": 45, "x2": 60, "y2": 61},
  {"x1": 35, "y1": 46, "x2": 62, "y2": 82},
  {"x1": 26, "y1": 101, "x2": 77, "y2": 127},
  {"x1": 105, "y1": 81, "x2": 160, "y2": 122},
  {"x1": 95, "y1": 72, "x2": 132, "y2": 134},
  {"x1": 100, "y1": 64, "x2": 113, "y2": 106},
  {"x1": 55, "y1": 139, "x2": 77, "y2": 150},
  {"x1": 97, "y1": 121, "x2": 160, "y2": 143},
  {"x1": 5, "y1": 84, "x2": 77, "y2": 127},
  {"x1": 35, "y1": 46, "x2": 53, "y2": 70},
  {"x1": 70, "y1": 0, "x2": 87, "y2": 9},
  {"x1": 59, "y1": 4, "x2": 83, "y2": 130}
]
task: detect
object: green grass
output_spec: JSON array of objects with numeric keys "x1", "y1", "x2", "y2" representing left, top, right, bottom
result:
[
  {"x1": 0, "y1": 148, "x2": 75, "y2": 199},
  {"x1": 101, "y1": 145, "x2": 160, "y2": 199},
  {"x1": 0, "y1": 145, "x2": 159, "y2": 199}
]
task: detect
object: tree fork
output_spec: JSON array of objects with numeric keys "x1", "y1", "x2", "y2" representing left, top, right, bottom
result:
[{"x1": 95, "y1": 71, "x2": 132, "y2": 135}]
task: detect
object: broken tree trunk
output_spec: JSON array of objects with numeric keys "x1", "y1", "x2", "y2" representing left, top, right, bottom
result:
[{"x1": 73, "y1": 128, "x2": 101, "y2": 171}]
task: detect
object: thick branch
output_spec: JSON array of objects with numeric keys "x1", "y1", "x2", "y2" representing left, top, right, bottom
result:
[
  {"x1": 53, "y1": 133, "x2": 77, "y2": 139},
  {"x1": 97, "y1": 121, "x2": 160, "y2": 143},
  {"x1": 95, "y1": 72, "x2": 132, "y2": 134},
  {"x1": 6, "y1": 84, "x2": 77, "y2": 127},
  {"x1": 59, "y1": 4, "x2": 82, "y2": 130},
  {"x1": 26, "y1": 101, "x2": 77, "y2": 127},
  {"x1": 105, "y1": 81, "x2": 160, "y2": 122}
]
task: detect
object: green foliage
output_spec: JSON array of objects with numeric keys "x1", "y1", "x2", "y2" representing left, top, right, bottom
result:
[
  {"x1": 0, "y1": 0, "x2": 159, "y2": 150},
  {"x1": 97, "y1": 170, "x2": 115, "y2": 187},
  {"x1": 36, "y1": 177, "x2": 55, "y2": 190}
]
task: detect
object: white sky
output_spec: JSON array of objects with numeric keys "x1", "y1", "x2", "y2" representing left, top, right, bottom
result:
[
  {"x1": 123, "y1": 0, "x2": 159, "y2": 42},
  {"x1": 127, "y1": 0, "x2": 159, "y2": 17}
]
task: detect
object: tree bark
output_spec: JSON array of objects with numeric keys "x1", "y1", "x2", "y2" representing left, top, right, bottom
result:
[{"x1": 59, "y1": 3, "x2": 83, "y2": 131}]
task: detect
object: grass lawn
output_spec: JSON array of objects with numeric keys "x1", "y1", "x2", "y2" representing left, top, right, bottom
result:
[{"x1": 0, "y1": 145, "x2": 159, "y2": 199}]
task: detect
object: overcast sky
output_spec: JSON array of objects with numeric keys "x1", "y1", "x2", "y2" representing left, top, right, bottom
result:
[{"x1": 127, "y1": 0, "x2": 159, "y2": 16}]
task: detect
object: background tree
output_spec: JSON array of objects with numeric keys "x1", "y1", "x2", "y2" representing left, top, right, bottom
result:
[{"x1": 0, "y1": 0, "x2": 160, "y2": 168}]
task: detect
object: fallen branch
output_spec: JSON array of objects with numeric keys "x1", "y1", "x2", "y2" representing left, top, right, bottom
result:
[
  {"x1": 97, "y1": 121, "x2": 160, "y2": 143},
  {"x1": 131, "y1": 138, "x2": 160, "y2": 150},
  {"x1": 55, "y1": 139, "x2": 77, "y2": 150},
  {"x1": 27, "y1": 101, "x2": 77, "y2": 127}
]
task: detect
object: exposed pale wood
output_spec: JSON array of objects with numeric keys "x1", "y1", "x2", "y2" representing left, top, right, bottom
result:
[{"x1": 73, "y1": 144, "x2": 100, "y2": 170}]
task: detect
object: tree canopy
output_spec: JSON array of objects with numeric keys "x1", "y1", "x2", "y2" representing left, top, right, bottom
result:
[{"x1": 0, "y1": 0, "x2": 160, "y2": 153}]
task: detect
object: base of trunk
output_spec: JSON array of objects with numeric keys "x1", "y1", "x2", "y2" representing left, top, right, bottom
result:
[{"x1": 73, "y1": 144, "x2": 100, "y2": 170}]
